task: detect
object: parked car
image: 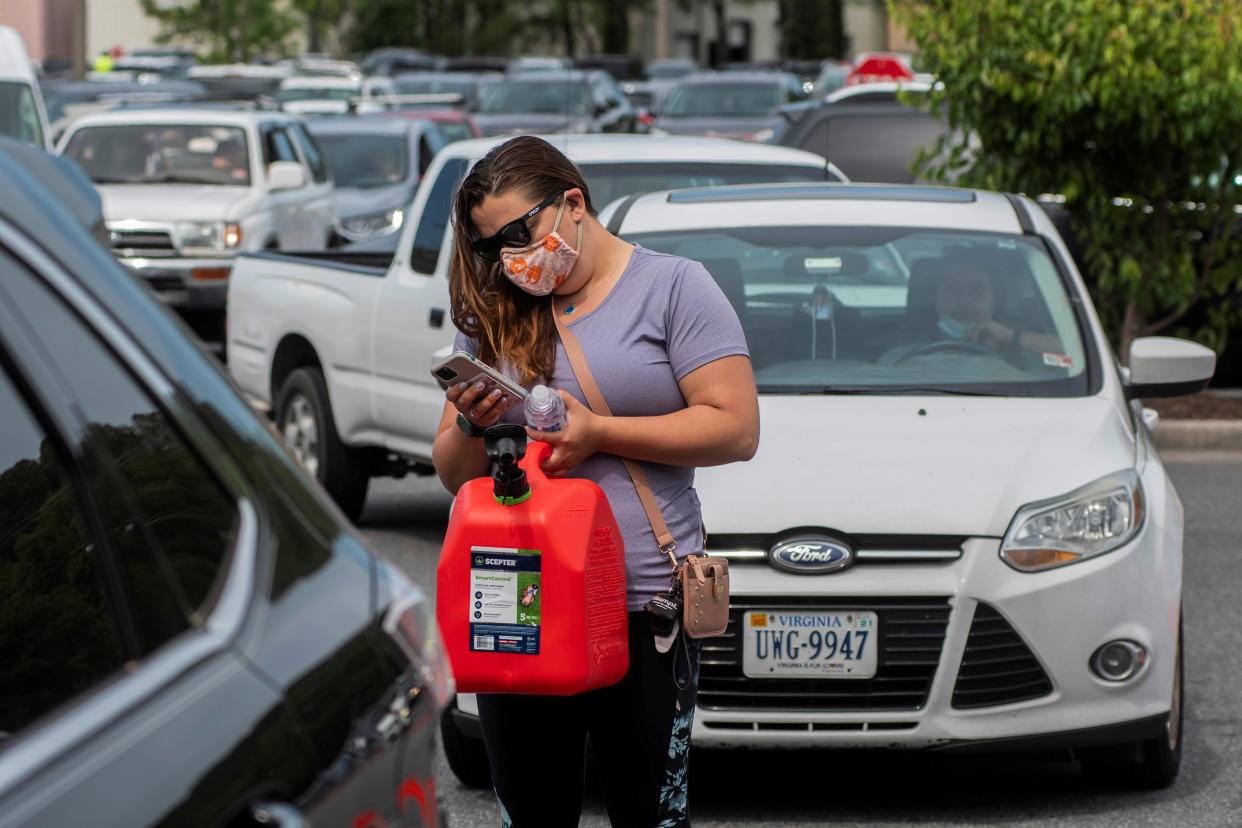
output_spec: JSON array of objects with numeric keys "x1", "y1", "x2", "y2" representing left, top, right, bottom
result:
[
  {"x1": 390, "y1": 71, "x2": 501, "y2": 111},
  {"x1": 41, "y1": 78, "x2": 209, "y2": 144},
  {"x1": 274, "y1": 74, "x2": 396, "y2": 116},
  {"x1": 306, "y1": 117, "x2": 447, "y2": 244},
  {"x1": 376, "y1": 107, "x2": 483, "y2": 143},
  {"x1": 779, "y1": 97, "x2": 950, "y2": 183},
  {"x1": 224, "y1": 133, "x2": 845, "y2": 517},
  {"x1": 57, "y1": 107, "x2": 336, "y2": 350},
  {"x1": 186, "y1": 63, "x2": 290, "y2": 101},
  {"x1": 360, "y1": 47, "x2": 438, "y2": 77},
  {"x1": 0, "y1": 136, "x2": 449, "y2": 826},
  {"x1": 479, "y1": 179, "x2": 1207, "y2": 791},
  {"x1": 474, "y1": 69, "x2": 636, "y2": 136},
  {"x1": 652, "y1": 71, "x2": 810, "y2": 143},
  {"x1": 0, "y1": 25, "x2": 52, "y2": 150}
]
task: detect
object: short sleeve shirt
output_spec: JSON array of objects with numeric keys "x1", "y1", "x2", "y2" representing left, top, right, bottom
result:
[{"x1": 453, "y1": 246, "x2": 749, "y2": 610}]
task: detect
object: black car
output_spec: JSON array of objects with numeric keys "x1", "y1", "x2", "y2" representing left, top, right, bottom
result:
[
  {"x1": 779, "y1": 98, "x2": 949, "y2": 183},
  {"x1": 0, "y1": 144, "x2": 448, "y2": 826}
]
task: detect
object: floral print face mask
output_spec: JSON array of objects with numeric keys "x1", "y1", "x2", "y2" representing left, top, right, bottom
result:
[{"x1": 499, "y1": 197, "x2": 582, "y2": 296}]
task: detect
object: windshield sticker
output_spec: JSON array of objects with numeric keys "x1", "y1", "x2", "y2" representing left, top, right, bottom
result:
[{"x1": 1043, "y1": 352, "x2": 1074, "y2": 369}]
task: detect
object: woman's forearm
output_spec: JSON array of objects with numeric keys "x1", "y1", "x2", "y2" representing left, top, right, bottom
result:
[{"x1": 593, "y1": 404, "x2": 758, "y2": 468}]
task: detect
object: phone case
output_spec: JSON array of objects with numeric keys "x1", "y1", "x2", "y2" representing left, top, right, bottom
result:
[{"x1": 431, "y1": 352, "x2": 527, "y2": 409}]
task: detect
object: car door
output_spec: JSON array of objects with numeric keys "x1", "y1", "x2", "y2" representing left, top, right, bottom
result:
[
  {"x1": 288, "y1": 120, "x2": 337, "y2": 247},
  {"x1": 261, "y1": 121, "x2": 313, "y2": 249},
  {"x1": 0, "y1": 237, "x2": 318, "y2": 826},
  {"x1": 371, "y1": 155, "x2": 470, "y2": 450}
]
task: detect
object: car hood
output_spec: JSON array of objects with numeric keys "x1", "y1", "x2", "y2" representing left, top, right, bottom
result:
[
  {"x1": 473, "y1": 113, "x2": 592, "y2": 136},
  {"x1": 333, "y1": 183, "x2": 411, "y2": 219},
  {"x1": 653, "y1": 115, "x2": 779, "y2": 140},
  {"x1": 98, "y1": 184, "x2": 255, "y2": 223},
  {"x1": 696, "y1": 394, "x2": 1135, "y2": 537}
]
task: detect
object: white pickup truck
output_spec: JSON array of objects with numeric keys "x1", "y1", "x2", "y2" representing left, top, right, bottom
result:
[{"x1": 226, "y1": 133, "x2": 842, "y2": 519}]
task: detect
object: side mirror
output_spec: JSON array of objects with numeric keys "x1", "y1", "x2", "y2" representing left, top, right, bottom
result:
[
  {"x1": 268, "y1": 160, "x2": 306, "y2": 191},
  {"x1": 1124, "y1": 336, "x2": 1216, "y2": 399}
]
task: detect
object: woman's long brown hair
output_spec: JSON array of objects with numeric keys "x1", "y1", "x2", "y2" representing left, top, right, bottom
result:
[{"x1": 450, "y1": 136, "x2": 596, "y2": 386}]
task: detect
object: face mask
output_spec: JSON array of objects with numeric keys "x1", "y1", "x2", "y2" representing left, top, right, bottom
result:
[{"x1": 499, "y1": 198, "x2": 582, "y2": 296}]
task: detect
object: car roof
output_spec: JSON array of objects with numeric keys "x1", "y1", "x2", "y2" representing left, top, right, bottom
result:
[
  {"x1": 824, "y1": 80, "x2": 935, "y2": 104},
  {"x1": 60, "y1": 107, "x2": 297, "y2": 128},
  {"x1": 606, "y1": 182, "x2": 1025, "y2": 236},
  {"x1": 438, "y1": 133, "x2": 831, "y2": 167},
  {"x1": 280, "y1": 75, "x2": 361, "y2": 89},
  {"x1": 502, "y1": 69, "x2": 599, "y2": 82},
  {"x1": 677, "y1": 71, "x2": 789, "y2": 85}
]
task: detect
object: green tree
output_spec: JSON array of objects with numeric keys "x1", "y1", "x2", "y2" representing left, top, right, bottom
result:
[
  {"x1": 292, "y1": 0, "x2": 349, "y2": 54},
  {"x1": 891, "y1": 0, "x2": 1242, "y2": 359},
  {"x1": 141, "y1": 0, "x2": 298, "y2": 63}
]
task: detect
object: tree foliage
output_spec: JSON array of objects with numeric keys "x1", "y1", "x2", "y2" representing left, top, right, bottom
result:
[
  {"x1": 891, "y1": 0, "x2": 1242, "y2": 358},
  {"x1": 141, "y1": 0, "x2": 298, "y2": 63}
]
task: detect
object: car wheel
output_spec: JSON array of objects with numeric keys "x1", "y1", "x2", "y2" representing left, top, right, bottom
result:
[
  {"x1": 439, "y1": 706, "x2": 492, "y2": 789},
  {"x1": 1082, "y1": 620, "x2": 1183, "y2": 789},
  {"x1": 276, "y1": 367, "x2": 370, "y2": 521}
]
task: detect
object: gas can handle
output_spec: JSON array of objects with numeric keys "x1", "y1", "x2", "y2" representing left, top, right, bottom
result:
[{"x1": 520, "y1": 440, "x2": 553, "y2": 486}]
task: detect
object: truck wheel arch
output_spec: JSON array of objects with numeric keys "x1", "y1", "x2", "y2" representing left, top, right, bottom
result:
[{"x1": 270, "y1": 334, "x2": 321, "y2": 406}]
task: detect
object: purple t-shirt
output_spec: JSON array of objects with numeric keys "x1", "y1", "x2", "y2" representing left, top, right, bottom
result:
[{"x1": 453, "y1": 245, "x2": 749, "y2": 610}]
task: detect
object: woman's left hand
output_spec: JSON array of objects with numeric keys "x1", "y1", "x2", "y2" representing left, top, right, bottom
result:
[{"x1": 526, "y1": 391, "x2": 600, "y2": 477}]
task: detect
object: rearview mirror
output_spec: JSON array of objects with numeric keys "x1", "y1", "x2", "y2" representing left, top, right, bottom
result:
[
  {"x1": 1124, "y1": 336, "x2": 1216, "y2": 399},
  {"x1": 268, "y1": 161, "x2": 306, "y2": 191}
]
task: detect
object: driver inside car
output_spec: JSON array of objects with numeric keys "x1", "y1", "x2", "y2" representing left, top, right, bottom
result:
[{"x1": 880, "y1": 259, "x2": 1062, "y2": 365}]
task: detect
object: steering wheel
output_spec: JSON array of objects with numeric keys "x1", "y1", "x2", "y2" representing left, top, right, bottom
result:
[{"x1": 893, "y1": 339, "x2": 1007, "y2": 364}]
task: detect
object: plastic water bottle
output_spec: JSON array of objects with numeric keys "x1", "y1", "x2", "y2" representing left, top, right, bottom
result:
[{"x1": 525, "y1": 384, "x2": 567, "y2": 432}]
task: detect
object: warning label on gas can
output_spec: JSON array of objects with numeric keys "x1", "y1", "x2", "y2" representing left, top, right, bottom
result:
[{"x1": 469, "y1": 546, "x2": 541, "y2": 654}]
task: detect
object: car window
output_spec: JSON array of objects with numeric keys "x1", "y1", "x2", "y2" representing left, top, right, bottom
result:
[
  {"x1": 63, "y1": 123, "x2": 251, "y2": 186},
  {"x1": 410, "y1": 157, "x2": 468, "y2": 275},
  {"x1": 582, "y1": 162, "x2": 828, "y2": 208},
  {"x1": 262, "y1": 124, "x2": 300, "y2": 166},
  {"x1": 798, "y1": 112, "x2": 947, "y2": 184},
  {"x1": 417, "y1": 133, "x2": 435, "y2": 177},
  {"x1": 0, "y1": 81, "x2": 45, "y2": 148},
  {"x1": 290, "y1": 122, "x2": 331, "y2": 184},
  {"x1": 0, "y1": 263, "x2": 238, "y2": 651},
  {"x1": 626, "y1": 226, "x2": 1090, "y2": 397},
  {"x1": 661, "y1": 82, "x2": 782, "y2": 117},
  {"x1": 478, "y1": 79, "x2": 592, "y2": 115},
  {"x1": 313, "y1": 133, "x2": 408, "y2": 188},
  {"x1": 0, "y1": 358, "x2": 127, "y2": 739}
]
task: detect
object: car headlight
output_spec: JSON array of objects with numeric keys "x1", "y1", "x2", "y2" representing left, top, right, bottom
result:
[
  {"x1": 177, "y1": 221, "x2": 242, "y2": 254},
  {"x1": 1000, "y1": 470, "x2": 1145, "y2": 572},
  {"x1": 339, "y1": 208, "x2": 405, "y2": 241}
]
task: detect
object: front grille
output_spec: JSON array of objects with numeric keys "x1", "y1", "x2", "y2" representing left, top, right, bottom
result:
[
  {"x1": 951, "y1": 602, "x2": 1053, "y2": 709},
  {"x1": 697, "y1": 596, "x2": 951, "y2": 711},
  {"x1": 112, "y1": 230, "x2": 176, "y2": 257}
]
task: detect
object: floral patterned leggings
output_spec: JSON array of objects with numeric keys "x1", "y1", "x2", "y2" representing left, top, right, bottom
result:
[{"x1": 476, "y1": 611, "x2": 702, "y2": 828}]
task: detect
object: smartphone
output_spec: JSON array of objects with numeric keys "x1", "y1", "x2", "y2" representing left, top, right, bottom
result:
[
  {"x1": 431, "y1": 351, "x2": 527, "y2": 410},
  {"x1": 937, "y1": 314, "x2": 968, "y2": 340}
]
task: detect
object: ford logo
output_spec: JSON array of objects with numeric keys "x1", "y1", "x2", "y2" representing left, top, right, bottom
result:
[{"x1": 769, "y1": 537, "x2": 855, "y2": 574}]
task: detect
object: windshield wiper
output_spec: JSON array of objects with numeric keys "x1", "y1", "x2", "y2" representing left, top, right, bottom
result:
[{"x1": 811, "y1": 385, "x2": 1032, "y2": 397}]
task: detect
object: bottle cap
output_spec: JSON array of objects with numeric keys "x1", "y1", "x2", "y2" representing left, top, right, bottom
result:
[{"x1": 531, "y1": 384, "x2": 552, "y2": 403}]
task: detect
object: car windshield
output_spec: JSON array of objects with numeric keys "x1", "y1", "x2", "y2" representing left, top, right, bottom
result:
[
  {"x1": 661, "y1": 82, "x2": 781, "y2": 117},
  {"x1": 437, "y1": 120, "x2": 474, "y2": 142},
  {"x1": 478, "y1": 80, "x2": 591, "y2": 115},
  {"x1": 274, "y1": 86, "x2": 357, "y2": 103},
  {"x1": 63, "y1": 124, "x2": 252, "y2": 186},
  {"x1": 314, "y1": 133, "x2": 408, "y2": 188},
  {"x1": 0, "y1": 81, "x2": 45, "y2": 148},
  {"x1": 626, "y1": 226, "x2": 1091, "y2": 397},
  {"x1": 583, "y1": 162, "x2": 829, "y2": 207}
]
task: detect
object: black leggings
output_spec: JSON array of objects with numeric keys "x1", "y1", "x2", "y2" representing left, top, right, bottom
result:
[{"x1": 476, "y1": 611, "x2": 701, "y2": 828}]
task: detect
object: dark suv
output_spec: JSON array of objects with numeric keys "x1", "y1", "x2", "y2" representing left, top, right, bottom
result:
[{"x1": 0, "y1": 145, "x2": 448, "y2": 826}]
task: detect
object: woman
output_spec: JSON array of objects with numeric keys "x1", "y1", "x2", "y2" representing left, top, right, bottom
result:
[{"x1": 432, "y1": 136, "x2": 759, "y2": 827}]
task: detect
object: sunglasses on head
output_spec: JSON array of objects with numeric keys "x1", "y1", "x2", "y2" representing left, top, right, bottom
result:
[{"x1": 471, "y1": 189, "x2": 566, "y2": 262}]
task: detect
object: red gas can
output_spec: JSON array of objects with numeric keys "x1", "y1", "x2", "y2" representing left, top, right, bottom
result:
[{"x1": 437, "y1": 439, "x2": 629, "y2": 695}]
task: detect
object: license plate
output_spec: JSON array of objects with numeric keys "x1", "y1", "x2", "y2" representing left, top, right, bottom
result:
[{"x1": 742, "y1": 611, "x2": 878, "y2": 678}]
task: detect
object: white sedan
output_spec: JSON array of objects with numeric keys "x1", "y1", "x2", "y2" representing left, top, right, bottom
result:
[{"x1": 601, "y1": 182, "x2": 1210, "y2": 787}]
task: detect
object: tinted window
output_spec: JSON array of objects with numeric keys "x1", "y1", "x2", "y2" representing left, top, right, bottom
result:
[
  {"x1": 313, "y1": 134, "x2": 408, "y2": 188},
  {"x1": 411, "y1": 157, "x2": 468, "y2": 274},
  {"x1": 263, "y1": 125, "x2": 299, "y2": 165},
  {"x1": 0, "y1": 264, "x2": 237, "y2": 650},
  {"x1": 582, "y1": 162, "x2": 826, "y2": 208},
  {"x1": 63, "y1": 123, "x2": 251, "y2": 186},
  {"x1": 801, "y1": 112, "x2": 947, "y2": 184},
  {"x1": 290, "y1": 122, "x2": 330, "y2": 183},
  {"x1": 0, "y1": 361, "x2": 126, "y2": 737}
]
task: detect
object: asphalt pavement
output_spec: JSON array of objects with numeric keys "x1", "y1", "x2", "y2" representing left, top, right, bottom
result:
[{"x1": 360, "y1": 449, "x2": 1242, "y2": 827}]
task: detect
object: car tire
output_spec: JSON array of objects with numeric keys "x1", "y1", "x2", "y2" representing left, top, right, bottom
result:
[
  {"x1": 276, "y1": 367, "x2": 370, "y2": 522},
  {"x1": 439, "y1": 706, "x2": 492, "y2": 789},
  {"x1": 1082, "y1": 620, "x2": 1183, "y2": 789}
]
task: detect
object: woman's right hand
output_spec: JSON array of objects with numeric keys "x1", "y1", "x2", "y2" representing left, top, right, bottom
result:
[{"x1": 446, "y1": 381, "x2": 512, "y2": 429}]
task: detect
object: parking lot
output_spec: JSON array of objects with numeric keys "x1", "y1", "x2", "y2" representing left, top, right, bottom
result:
[{"x1": 363, "y1": 450, "x2": 1242, "y2": 828}]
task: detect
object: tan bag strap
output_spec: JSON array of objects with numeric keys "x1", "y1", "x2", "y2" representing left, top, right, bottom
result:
[{"x1": 552, "y1": 310, "x2": 679, "y2": 572}]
